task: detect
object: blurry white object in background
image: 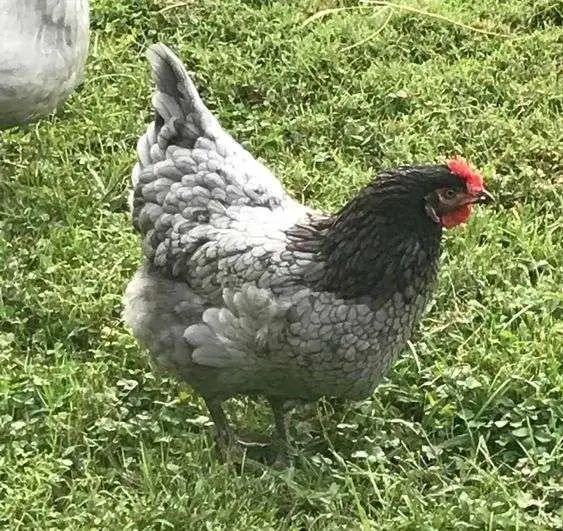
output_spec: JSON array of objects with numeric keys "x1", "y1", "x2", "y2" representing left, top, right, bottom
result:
[{"x1": 0, "y1": 0, "x2": 89, "y2": 128}]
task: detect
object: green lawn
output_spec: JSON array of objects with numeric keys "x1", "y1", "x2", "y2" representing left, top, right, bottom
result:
[{"x1": 1, "y1": 0, "x2": 561, "y2": 528}]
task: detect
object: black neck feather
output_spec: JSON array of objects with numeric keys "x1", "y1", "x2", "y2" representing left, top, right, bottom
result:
[{"x1": 288, "y1": 174, "x2": 444, "y2": 303}]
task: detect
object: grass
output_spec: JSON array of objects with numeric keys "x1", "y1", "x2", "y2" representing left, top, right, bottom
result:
[{"x1": 0, "y1": 0, "x2": 561, "y2": 528}]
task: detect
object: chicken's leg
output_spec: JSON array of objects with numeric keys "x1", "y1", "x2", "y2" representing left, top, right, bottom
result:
[
  {"x1": 206, "y1": 396, "x2": 291, "y2": 467},
  {"x1": 204, "y1": 398, "x2": 234, "y2": 452},
  {"x1": 268, "y1": 397, "x2": 291, "y2": 466}
]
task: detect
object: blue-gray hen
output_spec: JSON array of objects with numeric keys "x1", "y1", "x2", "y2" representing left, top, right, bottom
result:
[
  {"x1": 0, "y1": 0, "x2": 89, "y2": 128},
  {"x1": 124, "y1": 44, "x2": 493, "y2": 459}
]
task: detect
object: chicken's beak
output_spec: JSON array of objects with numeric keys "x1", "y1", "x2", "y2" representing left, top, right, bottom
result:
[{"x1": 472, "y1": 188, "x2": 495, "y2": 204}]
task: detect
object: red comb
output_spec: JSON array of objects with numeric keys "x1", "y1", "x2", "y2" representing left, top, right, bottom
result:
[{"x1": 447, "y1": 156, "x2": 484, "y2": 192}]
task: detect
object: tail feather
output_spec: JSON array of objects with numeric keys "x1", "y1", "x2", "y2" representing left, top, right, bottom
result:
[
  {"x1": 147, "y1": 43, "x2": 215, "y2": 145},
  {"x1": 148, "y1": 44, "x2": 199, "y2": 116}
]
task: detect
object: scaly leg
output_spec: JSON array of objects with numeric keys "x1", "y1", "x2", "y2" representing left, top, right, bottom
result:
[
  {"x1": 268, "y1": 396, "x2": 291, "y2": 466},
  {"x1": 204, "y1": 398, "x2": 234, "y2": 453}
]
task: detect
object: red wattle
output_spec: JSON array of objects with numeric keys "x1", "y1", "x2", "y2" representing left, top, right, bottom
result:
[{"x1": 440, "y1": 204, "x2": 472, "y2": 228}]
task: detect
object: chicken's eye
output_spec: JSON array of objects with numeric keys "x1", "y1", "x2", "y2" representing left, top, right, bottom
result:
[{"x1": 442, "y1": 189, "x2": 457, "y2": 200}]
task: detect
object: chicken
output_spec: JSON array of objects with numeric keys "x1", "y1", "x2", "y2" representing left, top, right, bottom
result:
[
  {"x1": 123, "y1": 43, "x2": 493, "y2": 461},
  {"x1": 0, "y1": 0, "x2": 89, "y2": 128}
]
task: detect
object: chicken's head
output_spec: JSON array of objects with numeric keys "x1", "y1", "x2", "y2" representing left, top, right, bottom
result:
[{"x1": 424, "y1": 157, "x2": 494, "y2": 229}]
